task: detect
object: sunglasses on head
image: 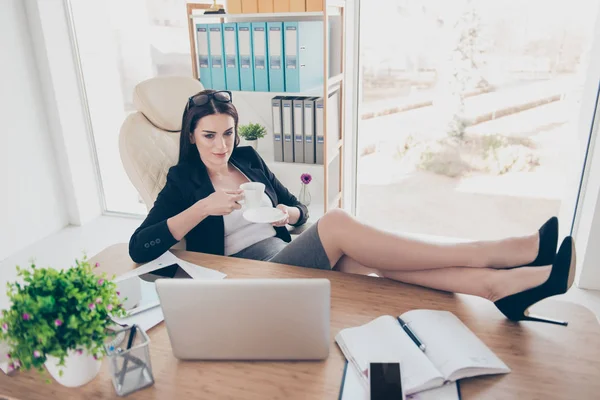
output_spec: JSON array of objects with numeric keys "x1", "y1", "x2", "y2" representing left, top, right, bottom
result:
[{"x1": 187, "y1": 90, "x2": 232, "y2": 109}]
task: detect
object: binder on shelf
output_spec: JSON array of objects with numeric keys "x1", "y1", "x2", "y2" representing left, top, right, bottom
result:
[
  {"x1": 237, "y1": 22, "x2": 255, "y2": 91},
  {"x1": 281, "y1": 97, "x2": 294, "y2": 163},
  {"x1": 252, "y1": 22, "x2": 269, "y2": 92},
  {"x1": 208, "y1": 24, "x2": 226, "y2": 90},
  {"x1": 293, "y1": 97, "x2": 305, "y2": 163},
  {"x1": 303, "y1": 97, "x2": 317, "y2": 164},
  {"x1": 315, "y1": 97, "x2": 324, "y2": 164},
  {"x1": 195, "y1": 24, "x2": 212, "y2": 89},
  {"x1": 267, "y1": 22, "x2": 285, "y2": 92},
  {"x1": 271, "y1": 96, "x2": 284, "y2": 162},
  {"x1": 284, "y1": 21, "x2": 324, "y2": 93},
  {"x1": 223, "y1": 23, "x2": 241, "y2": 91}
]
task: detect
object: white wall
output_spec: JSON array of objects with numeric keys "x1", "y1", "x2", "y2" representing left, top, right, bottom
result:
[{"x1": 0, "y1": 0, "x2": 69, "y2": 261}]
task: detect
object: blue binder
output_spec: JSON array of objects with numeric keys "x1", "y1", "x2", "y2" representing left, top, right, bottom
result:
[
  {"x1": 252, "y1": 22, "x2": 269, "y2": 92},
  {"x1": 208, "y1": 24, "x2": 226, "y2": 90},
  {"x1": 267, "y1": 22, "x2": 285, "y2": 92},
  {"x1": 195, "y1": 24, "x2": 212, "y2": 88},
  {"x1": 284, "y1": 21, "x2": 324, "y2": 93},
  {"x1": 223, "y1": 23, "x2": 240, "y2": 91},
  {"x1": 237, "y1": 22, "x2": 254, "y2": 91}
]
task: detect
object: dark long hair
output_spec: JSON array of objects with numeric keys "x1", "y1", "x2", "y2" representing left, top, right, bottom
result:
[{"x1": 177, "y1": 89, "x2": 240, "y2": 165}]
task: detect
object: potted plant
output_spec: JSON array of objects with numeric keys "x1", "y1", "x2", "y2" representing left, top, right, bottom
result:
[
  {"x1": 238, "y1": 122, "x2": 267, "y2": 150},
  {"x1": 0, "y1": 256, "x2": 125, "y2": 387}
]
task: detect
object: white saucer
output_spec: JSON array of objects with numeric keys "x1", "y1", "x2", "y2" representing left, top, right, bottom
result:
[{"x1": 243, "y1": 207, "x2": 285, "y2": 224}]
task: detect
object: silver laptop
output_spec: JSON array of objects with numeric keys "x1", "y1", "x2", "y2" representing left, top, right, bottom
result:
[{"x1": 155, "y1": 278, "x2": 330, "y2": 360}]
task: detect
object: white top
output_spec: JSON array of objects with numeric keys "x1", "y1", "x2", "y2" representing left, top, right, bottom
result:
[
  {"x1": 223, "y1": 192, "x2": 277, "y2": 255},
  {"x1": 223, "y1": 165, "x2": 277, "y2": 256}
]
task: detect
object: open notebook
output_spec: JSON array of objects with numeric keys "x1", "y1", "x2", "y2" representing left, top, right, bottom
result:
[{"x1": 335, "y1": 310, "x2": 510, "y2": 395}]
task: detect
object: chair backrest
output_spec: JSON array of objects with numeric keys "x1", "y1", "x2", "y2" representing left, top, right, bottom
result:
[{"x1": 119, "y1": 76, "x2": 204, "y2": 210}]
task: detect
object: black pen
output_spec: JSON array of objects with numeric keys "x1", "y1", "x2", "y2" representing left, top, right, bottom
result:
[{"x1": 397, "y1": 317, "x2": 426, "y2": 352}]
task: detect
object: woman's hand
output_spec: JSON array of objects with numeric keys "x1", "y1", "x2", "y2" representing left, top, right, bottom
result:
[
  {"x1": 198, "y1": 189, "x2": 244, "y2": 216},
  {"x1": 272, "y1": 204, "x2": 290, "y2": 227}
]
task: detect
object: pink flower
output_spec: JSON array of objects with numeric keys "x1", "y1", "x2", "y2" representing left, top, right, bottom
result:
[
  {"x1": 116, "y1": 291, "x2": 120, "y2": 296},
  {"x1": 33, "y1": 350, "x2": 41, "y2": 358},
  {"x1": 94, "y1": 262, "x2": 100, "y2": 268},
  {"x1": 1, "y1": 323, "x2": 7, "y2": 331},
  {"x1": 301, "y1": 173, "x2": 312, "y2": 185},
  {"x1": 107, "y1": 304, "x2": 113, "y2": 311},
  {"x1": 8, "y1": 362, "x2": 14, "y2": 371},
  {"x1": 97, "y1": 279, "x2": 104, "y2": 286},
  {"x1": 13, "y1": 360, "x2": 20, "y2": 368},
  {"x1": 88, "y1": 303, "x2": 96, "y2": 310},
  {"x1": 76, "y1": 349, "x2": 83, "y2": 355},
  {"x1": 95, "y1": 297, "x2": 102, "y2": 304},
  {"x1": 6, "y1": 353, "x2": 11, "y2": 359},
  {"x1": 22, "y1": 313, "x2": 30, "y2": 321},
  {"x1": 54, "y1": 319, "x2": 62, "y2": 327},
  {"x1": 93, "y1": 354, "x2": 98, "y2": 360}
]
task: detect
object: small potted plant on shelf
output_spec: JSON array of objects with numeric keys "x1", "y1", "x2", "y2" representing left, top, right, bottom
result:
[
  {"x1": 0, "y1": 256, "x2": 125, "y2": 387},
  {"x1": 238, "y1": 122, "x2": 267, "y2": 151}
]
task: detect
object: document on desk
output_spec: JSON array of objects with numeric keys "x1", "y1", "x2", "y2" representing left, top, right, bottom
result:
[
  {"x1": 115, "y1": 251, "x2": 226, "y2": 282},
  {"x1": 111, "y1": 252, "x2": 226, "y2": 331},
  {"x1": 335, "y1": 310, "x2": 509, "y2": 395},
  {"x1": 338, "y1": 361, "x2": 461, "y2": 400}
]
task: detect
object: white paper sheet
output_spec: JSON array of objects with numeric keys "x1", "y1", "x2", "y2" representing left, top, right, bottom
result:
[{"x1": 111, "y1": 252, "x2": 226, "y2": 330}]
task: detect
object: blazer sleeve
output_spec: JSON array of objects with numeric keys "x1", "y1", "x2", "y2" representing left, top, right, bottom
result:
[
  {"x1": 253, "y1": 149, "x2": 309, "y2": 227},
  {"x1": 128, "y1": 169, "x2": 188, "y2": 264}
]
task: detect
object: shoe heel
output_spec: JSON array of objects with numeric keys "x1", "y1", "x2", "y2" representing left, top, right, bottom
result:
[{"x1": 523, "y1": 313, "x2": 568, "y2": 326}]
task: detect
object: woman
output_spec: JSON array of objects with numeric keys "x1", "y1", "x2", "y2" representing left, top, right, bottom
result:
[{"x1": 129, "y1": 90, "x2": 576, "y2": 325}]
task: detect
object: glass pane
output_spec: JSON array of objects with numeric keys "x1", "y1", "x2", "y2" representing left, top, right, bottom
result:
[
  {"x1": 357, "y1": 0, "x2": 600, "y2": 239},
  {"x1": 71, "y1": 0, "x2": 194, "y2": 215}
]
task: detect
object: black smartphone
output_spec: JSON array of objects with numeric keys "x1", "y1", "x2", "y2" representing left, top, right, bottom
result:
[{"x1": 369, "y1": 362, "x2": 405, "y2": 400}]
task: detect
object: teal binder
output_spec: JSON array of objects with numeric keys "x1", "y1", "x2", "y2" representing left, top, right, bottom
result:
[
  {"x1": 284, "y1": 21, "x2": 324, "y2": 93},
  {"x1": 208, "y1": 24, "x2": 226, "y2": 90},
  {"x1": 267, "y1": 22, "x2": 285, "y2": 92},
  {"x1": 195, "y1": 24, "x2": 212, "y2": 88},
  {"x1": 252, "y1": 22, "x2": 269, "y2": 92},
  {"x1": 223, "y1": 23, "x2": 240, "y2": 91},
  {"x1": 237, "y1": 22, "x2": 254, "y2": 91}
]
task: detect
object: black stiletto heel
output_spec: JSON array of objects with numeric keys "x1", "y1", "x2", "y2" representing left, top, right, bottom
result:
[
  {"x1": 495, "y1": 236, "x2": 576, "y2": 326},
  {"x1": 518, "y1": 216, "x2": 558, "y2": 268}
]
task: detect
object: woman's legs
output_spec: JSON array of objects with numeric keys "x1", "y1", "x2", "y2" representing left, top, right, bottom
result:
[
  {"x1": 334, "y1": 255, "x2": 551, "y2": 301},
  {"x1": 318, "y1": 209, "x2": 539, "y2": 272}
]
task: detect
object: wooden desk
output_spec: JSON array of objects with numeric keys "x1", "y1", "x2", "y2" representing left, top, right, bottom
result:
[{"x1": 1, "y1": 244, "x2": 600, "y2": 399}]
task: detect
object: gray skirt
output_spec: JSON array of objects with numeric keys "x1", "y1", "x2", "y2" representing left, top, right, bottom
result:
[{"x1": 230, "y1": 221, "x2": 331, "y2": 270}]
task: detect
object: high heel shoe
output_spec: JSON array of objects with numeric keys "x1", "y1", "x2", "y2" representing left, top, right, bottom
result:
[
  {"x1": 494, "y1": 236, "x2": 576, "y2": 326},
  {"x1": 518, "y1": 216, "x2": 559, "y2": 268}
]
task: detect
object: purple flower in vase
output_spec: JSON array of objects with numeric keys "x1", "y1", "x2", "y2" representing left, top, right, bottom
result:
[{"x1": 301, "y1": 173, "x2": 312, "y2": 185}]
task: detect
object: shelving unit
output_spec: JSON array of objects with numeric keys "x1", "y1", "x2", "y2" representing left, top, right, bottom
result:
[{"x1": 186, "y1": 1, "x2": 346, "y2": 215}]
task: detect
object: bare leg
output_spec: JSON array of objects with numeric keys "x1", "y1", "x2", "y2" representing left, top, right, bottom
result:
[
  {"x1": 318, "y1": 209, "x2": 539, "y2": 272},
  {"x1": 335, "y1": 255, "x2": 550, "y2": 301}
]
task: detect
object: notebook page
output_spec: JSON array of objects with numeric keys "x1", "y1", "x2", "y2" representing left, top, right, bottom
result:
[
  {"x1": 335, "y1": 315, "x2": 444, "y2": 394},
  {"x1": 401, "y1": 310, "x2": 510, "y2": 381}
]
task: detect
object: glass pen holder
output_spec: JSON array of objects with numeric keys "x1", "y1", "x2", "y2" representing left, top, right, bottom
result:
[{"x1": 104, "y1": 325, "x2": 154, "y2": 396}]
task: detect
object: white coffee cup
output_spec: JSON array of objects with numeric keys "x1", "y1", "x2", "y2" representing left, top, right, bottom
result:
[{"x1": 239, "y1": 182, "x2": 265, "y2": 209}]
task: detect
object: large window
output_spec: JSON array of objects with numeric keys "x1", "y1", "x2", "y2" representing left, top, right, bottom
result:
[
  {"x1": 356, "y1": 0, "x2": 600, "y2": 240},
  {"x1": 70, "y1": 0, "x2": 194, "y2": 214}
]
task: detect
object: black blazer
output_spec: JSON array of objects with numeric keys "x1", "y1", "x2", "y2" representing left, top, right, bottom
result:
[{"x1": 129, "y1": 147, "x2": 309, "y2": 263}]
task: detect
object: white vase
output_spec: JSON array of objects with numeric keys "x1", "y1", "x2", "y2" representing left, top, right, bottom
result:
[
  {"x1": 247, "y1": 139, "x2": 258, "y2": 150},
  {"x1": 45, "y1": 349, "x2": 101, "y2": 387}
]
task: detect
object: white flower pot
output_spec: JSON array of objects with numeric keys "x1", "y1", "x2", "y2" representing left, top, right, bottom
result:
[
  {"x1": 45, "y1": 349, "x2": 101, "y2": 387},
  {"x1": 246, "y1": 139, "x2": 258, "y2": 150}
]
